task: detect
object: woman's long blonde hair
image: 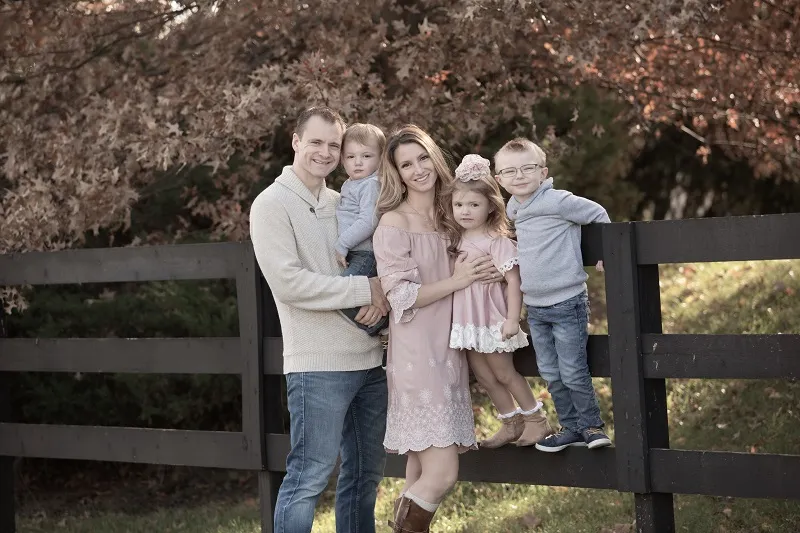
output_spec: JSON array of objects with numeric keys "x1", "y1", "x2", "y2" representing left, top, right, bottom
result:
[
  {"x1": 443, "y1": 169, "x2": 511, "y2": 255},
  {"x1": 376, "y1": 125, "x2": 462, "y2": 252}
]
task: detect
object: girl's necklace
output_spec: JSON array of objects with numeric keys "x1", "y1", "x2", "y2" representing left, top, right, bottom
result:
[{"x1": 406, "y1": 201, "x2": 436, "y2": 230}]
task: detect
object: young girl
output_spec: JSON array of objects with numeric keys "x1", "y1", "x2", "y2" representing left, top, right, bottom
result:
[{"x1": 446, "y1": 154, "x2": 554, "y2": 448}]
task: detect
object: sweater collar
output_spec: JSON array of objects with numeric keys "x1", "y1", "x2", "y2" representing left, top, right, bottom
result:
[
  {"x1": 275, "y1": 165, "x2": 335, "y2": 209},
  {"x1": 508, "y1": 177, "x2": 553, "y2": 219},
  {"x1": 347, "y1": 171, "x2": 378, "y2": 184}
]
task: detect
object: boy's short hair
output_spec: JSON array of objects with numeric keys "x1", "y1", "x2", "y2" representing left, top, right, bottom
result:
[
  {"x1": 295, "y1": 106, "x2": 346, "y2": 138},
  {"x1": 342, "y1": 123, "x2": 387, "y2": 153},
  {"x1": 494, "y1": 137, "x2": 547, "y2": 169}
]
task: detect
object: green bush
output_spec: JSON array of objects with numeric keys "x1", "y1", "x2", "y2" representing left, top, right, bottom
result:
[{"x1": 7, "y1": 281, "x2": 241, "y2": 430}]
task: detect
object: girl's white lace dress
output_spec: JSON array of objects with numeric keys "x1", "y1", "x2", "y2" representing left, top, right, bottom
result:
[{"x1": 449, "y1": 234, "x2": 529, "y2": 354}]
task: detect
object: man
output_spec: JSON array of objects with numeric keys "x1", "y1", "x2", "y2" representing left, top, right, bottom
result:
[{"x1": 250, "y1": 106, "x2": 390, "y2": 533}]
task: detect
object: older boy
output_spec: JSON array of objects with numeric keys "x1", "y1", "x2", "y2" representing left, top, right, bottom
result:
[{"x1": 494, "y1": 138, "x2": 612, "y2": 452}]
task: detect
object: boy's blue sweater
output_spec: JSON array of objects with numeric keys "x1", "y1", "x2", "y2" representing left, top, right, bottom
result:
[
  {"x1": 335, "y1": 173, "x2": 380, "y2": 257},
  {"x1": 507, "y1": 178, "x2": 610, "y2": 307}
]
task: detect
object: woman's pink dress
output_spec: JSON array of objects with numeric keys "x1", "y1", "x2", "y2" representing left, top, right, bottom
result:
[
  {"x1": 373, "y1": 225, "x2": 477, "y2": 455},
  {"x1": 449, "y1": 234, "x2": 529, "y2": 353}
]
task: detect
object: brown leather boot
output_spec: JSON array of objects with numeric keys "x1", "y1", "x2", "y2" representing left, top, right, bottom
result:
[
  {"x1": 391, "y1": 496, "x2": 435, "y2": 533},
  {"x1": 387, "y1": 496, "x2": 402, "y2": 529},
  {"x1": 480, "y1": 412, "x2": 523, "y2": 448},
  {"x1": 515, "y1": 409, "x2": 554, "y2": 447}
]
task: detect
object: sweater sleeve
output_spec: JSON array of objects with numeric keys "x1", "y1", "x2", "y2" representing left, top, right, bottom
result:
[
  {"x1": 250, "y1": 194, "x2": 372, "y2": 311},
  {"x1": 557, "y1": 192, "x2": 611, "y2": 224},
  {"x1": 335, "y1": 179, "x2": 380, "y2": 256}
]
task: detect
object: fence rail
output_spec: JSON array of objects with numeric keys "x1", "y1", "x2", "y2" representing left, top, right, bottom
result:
[
  {"x1": 1, "y1": 213, "x2": 799, "y2": 533},
  {"x1": 0, "y1": 337, "x2": 242, "y2": 374},
  {"x1": 0, "y1": 424, "x2": 253, "y2": 469},
  {"x1": 641, "y1": 333, "x2": 800, "y2": 379},
  {"x1": 0, "y1": 242, "x2": 244, "y2": 285}
]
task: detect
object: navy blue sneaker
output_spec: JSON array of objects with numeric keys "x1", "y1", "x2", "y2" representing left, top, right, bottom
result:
[
  {"x1": 582, "y1": 427, "x2": 612, "y2": 449},
  {"x1": 534, "y1": 428, "x2": 587, "y2": 452}
]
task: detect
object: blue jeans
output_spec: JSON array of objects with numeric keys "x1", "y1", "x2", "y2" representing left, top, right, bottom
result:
[
  {"x1": 526, "y1": 290, "x2": 604, "y2": 433},
  {"x1": 274, "y1": 367, "x2": 388, "y2": 533},
  {"x1": 340, "y1": 250, "x2": 389, "y2": 336}
]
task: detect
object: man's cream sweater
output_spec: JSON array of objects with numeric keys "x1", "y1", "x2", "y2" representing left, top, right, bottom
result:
[{"x1": 249, "y1": 166, "x2": 383, "y2": 373}]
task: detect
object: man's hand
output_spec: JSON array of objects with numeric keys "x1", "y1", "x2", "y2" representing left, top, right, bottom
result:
[
  {"x1": 368, "y1": 276, "x2": 390, "y2": 315},
  {"x1": 595, "y1": 260, "x2": 604, "y2": 272},
  {"x1": 336, "y1": 252, "x2": 348, "y2": 268},
  {"x1": 355, "y1": 305, "x2": 385, "y2": 327}
]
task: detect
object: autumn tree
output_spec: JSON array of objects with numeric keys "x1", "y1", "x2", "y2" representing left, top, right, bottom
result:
[{"x1": 1, "y1": 0, "x2": 797, "y2": 257}]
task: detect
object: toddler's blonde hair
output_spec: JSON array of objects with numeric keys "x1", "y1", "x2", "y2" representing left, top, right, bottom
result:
[{"x1": 342, "y1": 123, "x2": 386, "y2": 153}]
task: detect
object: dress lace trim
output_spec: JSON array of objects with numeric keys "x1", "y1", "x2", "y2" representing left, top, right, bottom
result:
[
  {"x1": 384, "y1": 385, "x2": 478, "y2": 455},
  {"x1": 498, "y1": 256, "x2": 520, "y2": 275},
  {"x1": 386, "y1": 278, "x2": 420, "y2": 324},
  {"x1": 449, "y1": 320, "x2": 529, "y2": 353}
]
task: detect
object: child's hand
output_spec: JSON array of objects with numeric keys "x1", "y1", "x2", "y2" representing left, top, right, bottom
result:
[
  {"x1": 336, "y1": 252, "x2": 348, "y2": 268},
  {"x1": 595, "y1": 260, "x2": 604, "y2": 272},
  {"x1": 501, "y1": 318, "x2": 520, "y2": 340}
]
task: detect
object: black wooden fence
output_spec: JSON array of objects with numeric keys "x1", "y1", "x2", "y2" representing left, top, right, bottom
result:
[{"x1": 1, "y1": 213, "x2": 799, "y2": 533}]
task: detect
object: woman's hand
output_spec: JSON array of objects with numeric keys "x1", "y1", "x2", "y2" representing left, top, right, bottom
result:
[
  {"x1": 501, "y1": 318, "x2": 520, "y2": 340},
  {"x1": 481, "y1": 266, "x2": 505, "y2": 285},
  {"x1": 452, "y1": 254, "x2": 497, "y2": 289}
]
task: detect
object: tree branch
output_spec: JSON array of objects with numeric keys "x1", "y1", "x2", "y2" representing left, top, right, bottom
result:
[{"x1": 760, "y1": 0, "x2": 796, "y2": 18}]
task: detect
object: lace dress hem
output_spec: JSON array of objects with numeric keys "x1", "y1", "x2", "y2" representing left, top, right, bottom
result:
[
  {"x1": 384, "y1": 387, "x2": 477, "y2": 455},
  {"x1": 449, "y1": 321, "x2": 529, "y2": 353},
  {"x1": 385, "y1": 440, "x2": 479, "y2": 455}
]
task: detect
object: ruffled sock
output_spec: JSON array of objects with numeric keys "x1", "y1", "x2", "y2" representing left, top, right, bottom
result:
[{"x1": 519, "y1": 401, "x2": 543, "y2": 416}]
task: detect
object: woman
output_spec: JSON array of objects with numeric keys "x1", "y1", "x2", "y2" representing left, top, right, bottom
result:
[{"x1": 373, "y1": 125, "x2": 498, "y2": 531}]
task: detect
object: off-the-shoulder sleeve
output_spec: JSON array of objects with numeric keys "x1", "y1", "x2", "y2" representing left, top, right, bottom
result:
[
  {"x1": 490, "y1": 236, "x2": 520, "y2": 275},
  {"x1": 373, "y1": 226, "x2": 421, "y2": 324}
]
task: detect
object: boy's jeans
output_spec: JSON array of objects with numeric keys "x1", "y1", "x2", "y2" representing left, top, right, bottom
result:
[
  {"x1": 526, "y1": 290, "x2": 604, "y2": 433},
  {"x1": 274, "y1": 367, "x2": 388, "y2": 533},
  {"x1": 340, "y1": 250, "x2": 389, "y2": 336}
]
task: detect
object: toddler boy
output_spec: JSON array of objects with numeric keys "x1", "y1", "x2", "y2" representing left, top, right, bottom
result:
[{"x1": 336, "y1": 123, "x2": 389, "y2": 336}]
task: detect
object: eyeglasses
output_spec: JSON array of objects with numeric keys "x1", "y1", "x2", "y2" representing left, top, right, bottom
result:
[{"x1": 497, "y1": 164, "x2": 543, "y2": 179}]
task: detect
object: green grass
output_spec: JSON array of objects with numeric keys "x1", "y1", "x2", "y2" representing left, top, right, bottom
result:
[
  {"x1": 17, "y1": 260, "x2": 800, "y2": 532},
  {"x1": 18, "y1": 501, "x2": 261, "y2": 533}
]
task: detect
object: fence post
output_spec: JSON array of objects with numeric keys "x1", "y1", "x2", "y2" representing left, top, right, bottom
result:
[
  {"x1": 603, "y1": 223, "x2": 675, "y2": 533},
  {"x1": 258, "y1": 271, "x2": 286, "y2": 533},
  {"x1": 635, "y1": 262, "x2": 674, "y2": 533},
  {"x1": 237, "y1": 243, "x2": 266, "y2": 470},
  {"x1": 0, "y1": 312, "x2": 15, "y2": 533}
]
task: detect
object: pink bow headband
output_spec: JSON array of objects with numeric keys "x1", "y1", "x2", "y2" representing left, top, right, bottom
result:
[{"x1": 455, "y1": 154, "x2": 491, "y2": 182}]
